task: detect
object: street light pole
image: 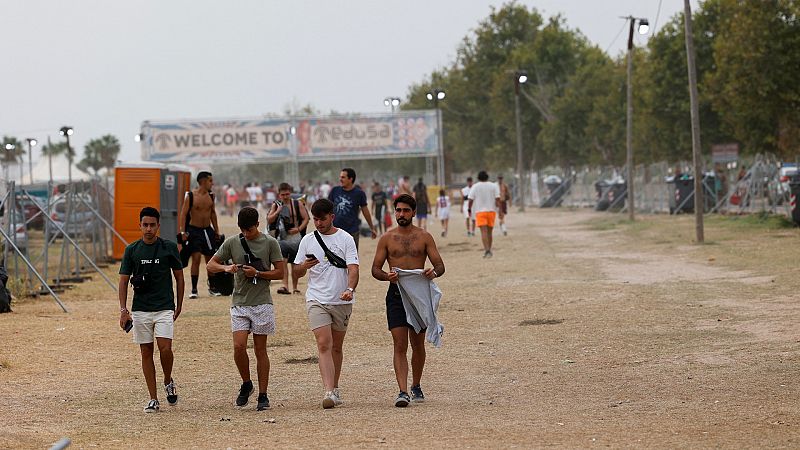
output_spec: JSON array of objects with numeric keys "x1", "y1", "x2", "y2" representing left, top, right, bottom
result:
[
  {"x1": 684, "y1": 0, "x2": 704, "y2": 243},
  {"x1": 3, "y1": 143, "x2": 15, "y2": 182},
  {"x1": 60, "y1": 126, "x2": 74, "y2": 185},
  {"x1": 426, "y1": 89, "x2": 446, "y2": 188},
  {"x1": 624, "y1": 16, "x2": 649, "y2": 221},
  {"x1": 383, "y1": 97, "x2": 401, "y2": 113},
  {"x1": 514, "y1": 71, "x2": 528, "y2": 212},
  {"x1": 26, "y1": 138, "x2": 37, "y2": 185}
]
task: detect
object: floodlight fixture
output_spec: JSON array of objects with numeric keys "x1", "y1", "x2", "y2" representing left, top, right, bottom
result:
[
  {"x1": 638, "y1": 19, "x2": 650, "y2": 34},
  {"x1": 26, "y1": 138, "x2": 37, "y2": 147},
  {"x1": 59, "y1": 126, "x2": 73, "y2": 136},
  {"x1": 5, "y1": 143, "x2": 15, "y2": 151}
]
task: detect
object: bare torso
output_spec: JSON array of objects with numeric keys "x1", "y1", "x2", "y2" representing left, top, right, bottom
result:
[
  {"x1": 189, "y1": 189, "x2": 215, "y2": 228},
  {"x1": 385, "y1": 227, "x2": 430, "y2": 270}
]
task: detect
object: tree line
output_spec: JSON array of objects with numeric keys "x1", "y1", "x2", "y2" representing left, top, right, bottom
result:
[
  {"x1": 402, "y1": 0, "x2": 799, "y2": 178},
  {"x1": 1, "y1": 134, "x2": 120, "y2": 182}
]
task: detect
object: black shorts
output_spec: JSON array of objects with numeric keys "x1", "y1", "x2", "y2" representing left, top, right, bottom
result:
[
  {"x1": 279, "y1": 236, "x2": 300, "y2": 262},
  {"x1": 187, "y1": 225, "x2": 216, "y2": 256},
  {"x1": 386, "y1": 283, "x2": 413, "y2": 330}
]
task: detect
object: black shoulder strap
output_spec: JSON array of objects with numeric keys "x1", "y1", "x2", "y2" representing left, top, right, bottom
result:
[
  {"x1": 239, "y1": 233, "x2": 256, "y2": 261},
  {"x1": 185, "y1": 191, "x2": 193, "y2": 231},
  {"x1": 313, "y1": 231, "x2": 348, "y2": 268}
]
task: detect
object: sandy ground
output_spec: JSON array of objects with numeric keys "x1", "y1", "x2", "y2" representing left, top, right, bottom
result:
[{"x1": 1, "y1": 207, "x2": 799, "y2": 449}]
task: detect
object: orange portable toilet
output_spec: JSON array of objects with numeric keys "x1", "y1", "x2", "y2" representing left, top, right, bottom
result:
[{"x1": 113, "y1": 162, "x2": 192, "y2": 259}]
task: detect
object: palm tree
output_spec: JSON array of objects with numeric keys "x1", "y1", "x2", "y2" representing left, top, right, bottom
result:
[
  {"x1": 41, "y1": 138, "x2": 69, "y2": 186},
  {"x1": 80, "y1": 135, "x2": 120, "y2": 178},
  {"x1": 2, "y1": 136, "x2": 25, "y2": 182}
]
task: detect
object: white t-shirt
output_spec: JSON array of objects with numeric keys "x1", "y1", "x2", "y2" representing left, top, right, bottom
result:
[
  {"x1": 246, "y1": 186, "x2": 261, "y2": 202},
  {"x1": 294, "y1": 229, "x2": 358, "y2": 305},
  {"x1": 319, "y1": 183, "x2": 332, "y2": 199},
  {"x1": 468, "y1": 181, "x2": 501, "y2": 213}
]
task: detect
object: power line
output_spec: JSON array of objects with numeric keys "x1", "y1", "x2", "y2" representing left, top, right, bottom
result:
[
  {"x1": 653, "y1": 0, "x2": 664, "y2": 33},
  {"x1": 605, "y1": 18, "x2": 629, "y2": 54}
]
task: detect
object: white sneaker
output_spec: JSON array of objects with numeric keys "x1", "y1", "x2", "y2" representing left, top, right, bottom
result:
[
  {"x1": 332, "y1": 388, "x2": 344, "y2": 406},
  {"x1": 188, "y1": 291, "x2": 198, "y2": 299},
  {"x1": 143, "y1": 399, "x2": 159, "y2": 413},
  {"x1": 322, "y1": 391, "x2": 336, "y2": 409}
]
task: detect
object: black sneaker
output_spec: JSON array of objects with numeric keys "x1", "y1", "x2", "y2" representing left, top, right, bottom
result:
[
  {"x1": 143, "y1": 399, "x2": 160, "y2": 413},
  {"x1": 165, "y1": 379, "x2": 178, "y2": 405},
  {"x1": 257, "y1": 393, "x2": 270, "y2": 411},
  {"x1": 410, "y1": 384, "x2": 425, "y2": 402},
  {"x1": 394, "y1": 391, "x2": 410, "y2": 407},
  {"x1": 236, "y1": 381, "x2": 254, "y2": 407}
]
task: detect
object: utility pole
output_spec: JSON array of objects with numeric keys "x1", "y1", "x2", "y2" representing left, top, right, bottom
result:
[
  {"x1": 626, "y1": 17, "x2": 636, "y2": 221},
  {"x1": 684, "y1": 0, "x2": 704, "y2": 243}
]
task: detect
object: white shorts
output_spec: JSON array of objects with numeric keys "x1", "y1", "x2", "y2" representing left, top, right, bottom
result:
[
  {"x1": 462, "y1": 204, "x2": 473, "y2": 219},
  {"x1": 131, "y1": 310, "x2": 174, "y2": 344},
  {"x1": 438, "y1": 209, "x2": 450, "y2": 220},
  {"x1": 231, "y1": 304, "x2": 276, "y2": 335}
]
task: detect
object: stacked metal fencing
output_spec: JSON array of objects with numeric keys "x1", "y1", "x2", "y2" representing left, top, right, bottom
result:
[
  {"x1": 534, "y1": 154, "x2": 795, "y2": 218},
  {"x1": 0, "y1": 179, "x2": 122, "y2": 312}
]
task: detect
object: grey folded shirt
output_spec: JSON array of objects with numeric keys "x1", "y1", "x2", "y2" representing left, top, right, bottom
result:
[{"x1": 393, "y1": 268, "x2": 445, "y2": 348}]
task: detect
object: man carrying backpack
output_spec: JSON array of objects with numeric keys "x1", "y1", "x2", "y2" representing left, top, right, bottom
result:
[
  {"x1": 267, "y1": 182, "x2": 309, "y2": 295},
  {"x1": 178, "y1": 171, "x2": 221, "y2": 299}
]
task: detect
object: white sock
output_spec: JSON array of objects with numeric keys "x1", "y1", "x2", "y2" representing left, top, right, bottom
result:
[{"x1": 501, "y1": 223, "x2": 507, "y2": 233}]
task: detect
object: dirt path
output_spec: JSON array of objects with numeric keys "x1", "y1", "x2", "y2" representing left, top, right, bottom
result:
[{"x1": 1, "y1": 208, "x2": 798, "y2": 448}]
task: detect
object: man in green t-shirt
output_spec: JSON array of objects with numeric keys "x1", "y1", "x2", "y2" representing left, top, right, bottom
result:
[
  {"x1": 207, "y1": 206, "x2": 285, "y2": 411},
  {"x1": 119, "y1": 207, "x2": 185, "y2": 413}
]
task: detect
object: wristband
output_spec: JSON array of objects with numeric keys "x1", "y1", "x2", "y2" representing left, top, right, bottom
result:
[
  {"x1": 347, "y1": 287, "x2": 355, "y2": 293},
  {"x1": 120, "y1": 307, "x2": 129, "y2": 313}
]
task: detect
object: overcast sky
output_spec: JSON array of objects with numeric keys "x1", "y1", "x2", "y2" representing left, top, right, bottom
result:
[{"x1": 1, "y1": 0, "x2": 698, "y2": 163}]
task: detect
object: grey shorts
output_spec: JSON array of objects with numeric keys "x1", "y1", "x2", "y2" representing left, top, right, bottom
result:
[
  {"x1": 230, "y1": 304, "x2": 276, "y2": 335},
  {"x1": 306, "y1": 300, "x2": 352, "y2": 332}
]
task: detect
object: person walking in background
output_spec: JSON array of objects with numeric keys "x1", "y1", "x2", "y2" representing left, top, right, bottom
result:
[
  {"x1": 119, "y1": 207, "x2": 185, "y2": 413},
  {"x1": 468, "y1": 171, "x2": 501, "y2": 258},
  {"x1": 461, "y1": 177, "x2": 475, "y2": 236},
  {"x1": 372, "y1": 182, "x2": 390, "y2": 235},
  {"x1": 207, "y1": 207, "x2": 285, "y2": 411},
  {"x1": 226, "y1": 184, "x2": 238, "y2": 218},
  {"x1": 398, "y1": 175, "x2": 412, "y2": 196},
  {"x1": 267, "y1": 183, "x2": 309, "y2": 295},
  {"x1": 496, "y1": 175, "x2": 511, "y2": 236},
  {"x1": 329, "y1": 168, "x2": 377, "y2": 250},
  {"x1": 293, "y1": 199, "x2": 359, "y2": 409},
  {"x1": 412, "y1": 178, "x2": 430, "y2": 231},
  {"x1": 371, "y1": 194, "x2": 445, "y2": 407},
  {"x1": 435, "y1": 189, "x2": 451, "y2": 238},
  {"x1": 178, "y1": 171, "x2": 221, "y2": 299}
]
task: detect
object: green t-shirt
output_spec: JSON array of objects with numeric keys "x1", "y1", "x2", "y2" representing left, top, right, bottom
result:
[
  {"x1": 214, "y1": 233, "x2": 283, "y2": 307},
  {"x1": 119, "y1": 238, "x2": 182, "y2": 312}
]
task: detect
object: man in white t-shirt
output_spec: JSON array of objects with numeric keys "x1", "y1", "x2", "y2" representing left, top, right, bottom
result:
[
  {"x1": 460, "y1": 177, "x2": 475, "y2": 236},
  {"x1": 293, "y1": 198, "x2": 359, "y2": 409},
  {"x1": 468, "y1": 171, "x2": 501, "y2": 258},
  {"x1": 319, "y1": 181, "x2": 332, "y2": 200}
]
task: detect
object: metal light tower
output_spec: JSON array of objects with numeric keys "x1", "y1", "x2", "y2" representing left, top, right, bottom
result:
[
  {"x1": 26, "y1": 138, "x2": 37, "y2": 184},
  {"x1": 3, "y1": 143, "x2": 15, "y2": 181},
  {"x1": 59, "y1": 126, "x2": 74, "y2": 184},
  {"x1": 383, "y1": 97, "x2": 401, "y2": 113},
  {"x1": 624, "y1": 16, "x2": 649, "y2": 220},
  {"x1": 514, "y1": 70, "x2": 528, "y2": 212},
  {"x1": 425, "y1": 89, "x2": 446, "y2": 187}
]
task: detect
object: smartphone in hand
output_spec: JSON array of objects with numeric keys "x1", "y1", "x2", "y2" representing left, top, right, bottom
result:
[
  {"x1": 305, "y1": 254, "x2": 318, "y2": 260},
  {"x1": 124, "y1": 319, "x2": 133, "y2": 333}
]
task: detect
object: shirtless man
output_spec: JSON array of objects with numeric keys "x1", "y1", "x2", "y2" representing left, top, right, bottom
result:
[
  {"x1": 496, "y1": 175, "x2": 512, "y2": 236},
  {"x1": 371, "y1": 193, "x2": 445, "y2": 407},
  {"x1": 178, "y1": 171, "x2": 221, "y2": 299}
]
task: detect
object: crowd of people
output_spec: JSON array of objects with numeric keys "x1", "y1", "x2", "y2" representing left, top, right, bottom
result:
[{"x1": 118, "y1": 168, "x2": 459, "y2": 414}]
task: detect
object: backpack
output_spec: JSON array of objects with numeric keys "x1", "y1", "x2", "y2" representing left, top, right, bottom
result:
[{"x1": 0, "y1": 263, "x2": 11, "y2": 313}]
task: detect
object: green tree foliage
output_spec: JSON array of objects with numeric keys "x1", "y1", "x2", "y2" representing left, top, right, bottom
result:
[
  {"x1": 1, "y1": 136, "x2": 25, "y2": 166},
  {"x1": 79, "y1": 135, "x2": 121, "y2": 176},
  {"x1": 707, "y1": 0, "x2": 800, "y2": 157},
  {"x1": 403, "y1": 0, "x2": 800, "y2": 172}
]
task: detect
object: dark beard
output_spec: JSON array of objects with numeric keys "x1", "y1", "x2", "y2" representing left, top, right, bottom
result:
[{"x1": 397, "y1": 218, "x2": 411, "y2": 227}]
